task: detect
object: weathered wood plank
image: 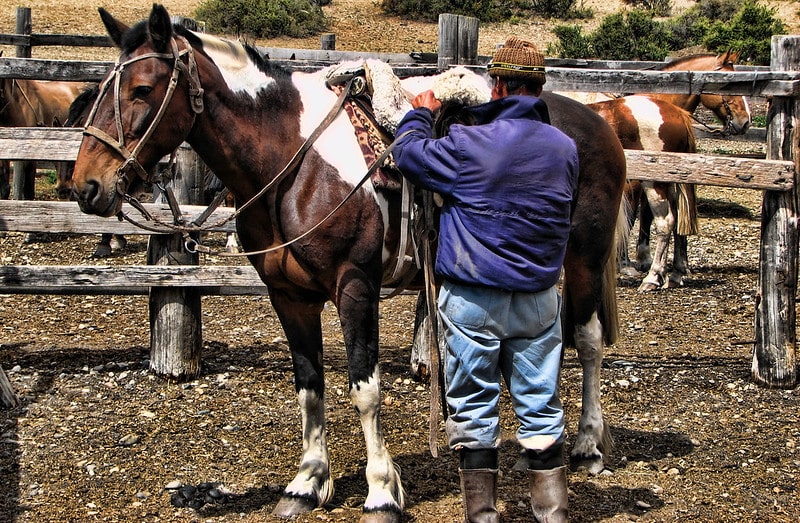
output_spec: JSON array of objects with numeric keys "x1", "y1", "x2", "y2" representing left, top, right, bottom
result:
[
  {"x1": 0, "y1": 57, "x2": 796, "y2": 96},
  {"x1": 0, "y1": 200, "x2": 238, "y2": 234},
  {"x1": 0, "y1": 265, "x2": 415, "y2": 297},
  {"x1": 0, "y1": 127, "x2": 82, "y2": 160},
  {"x1": 0, "y1": 364, "x2": 19, "y2": 409},
  {"x1": 625, "y1": 150, "x2": 794, "y2": 190},
  {"x1": 0, "y1": 264, "x2": 264, "y2": 290},
  {"x1": 544, "y1": 68, "x2": 800, "y2": 97}
]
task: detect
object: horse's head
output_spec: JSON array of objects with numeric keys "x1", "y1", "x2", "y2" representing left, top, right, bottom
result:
[
  {"x1": 703, "y1": 51, "x2": 751, "y2": 135},
  {"x1": 71, "y1": 5, "x2": 204, "y2": 216}
]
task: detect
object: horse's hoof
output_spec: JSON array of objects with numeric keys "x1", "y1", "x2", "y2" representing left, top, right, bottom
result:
[
  {"x1": 569, "y1": 455, "x2": 605, "y2": 475},
  {"x1": 619, "y1": 265, "x2": 641, "y2": 278},
  {"x1": 637, "y1": 281, "x2": 660, "y2": 293},
  {"x1": 272, "y1": 494, "x2": 317, "y2": 518},
  {"x1": 109, "y1": 236, "x2": 127, "y2": 251},
  {"x1": 360, "y1": 509, "x2": 402, "y2": 523},
  {"x1": 92, "y1": 245, "x2": 112, "y2": 258}
]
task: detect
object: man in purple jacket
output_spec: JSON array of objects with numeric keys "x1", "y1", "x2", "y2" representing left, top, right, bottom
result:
[{"x1": 393, "y1": 37, "x2": 579, "y2": 522}]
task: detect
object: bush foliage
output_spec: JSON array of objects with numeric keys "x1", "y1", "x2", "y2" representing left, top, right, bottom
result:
[
  {"x1": 195, "y1": 0, "x2": 329, "y2": 38},
  {"x1": 380, "y1": 0, "x2": 586, "y2": 23},
  {"x1": 550, "y1": 0, "x2": 784, "y2": 64}
]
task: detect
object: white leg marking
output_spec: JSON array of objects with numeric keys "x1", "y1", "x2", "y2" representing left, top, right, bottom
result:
[
  {"x1": 351, "y1": 366, "x2": 405, "y2": 512},
  {"x1": 571, "y1": 312, "x2": 608, "y2": 473},
  {"x1": 284, "y1": 388, "x2": 332, "y2": 505}
]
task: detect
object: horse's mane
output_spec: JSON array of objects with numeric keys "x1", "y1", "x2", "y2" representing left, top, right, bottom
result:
[
  {"x1": 660, "y1": 53, "x2": 718, "y2": 70},
  {"x1": 65, "y1": 84, "x2": 99, "y2": 126},
  {"x1": 119, "y1": 19, "x2": 290, "y2": 83}
]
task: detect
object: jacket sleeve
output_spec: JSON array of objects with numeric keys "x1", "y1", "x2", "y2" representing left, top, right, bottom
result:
[{"x1": 393, "y1": 107, "x2": 462, "y2": 195}]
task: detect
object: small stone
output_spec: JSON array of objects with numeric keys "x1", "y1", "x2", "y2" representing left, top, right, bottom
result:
[
  {"x1": 635, "y1": 500, "x2": 651, "y2": 509},
  {"x1": 119, "y1": 433, "x2": 140, "y2": 446},
  {"x1": 165, "y1": 480, "x2": 182, "y2": 490}
]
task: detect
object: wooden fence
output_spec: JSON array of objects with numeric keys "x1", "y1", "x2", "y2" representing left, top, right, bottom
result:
[{"x1": 0, "y1": 10, "x2": 799, "y2": 403}]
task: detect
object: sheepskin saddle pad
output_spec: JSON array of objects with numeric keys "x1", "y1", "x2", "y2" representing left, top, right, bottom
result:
[{"x1": 324, "y1": 59, "x2": 491, "y2": 191}]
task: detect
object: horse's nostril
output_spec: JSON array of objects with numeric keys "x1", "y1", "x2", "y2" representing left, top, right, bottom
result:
[{"x1": 76, "y1": 180, "x2": 100, "y2": 205}]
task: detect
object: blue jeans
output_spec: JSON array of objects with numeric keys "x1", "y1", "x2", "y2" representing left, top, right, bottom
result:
[{"x1": 438, "y1": 280, "x2": 565, "y2": 452}]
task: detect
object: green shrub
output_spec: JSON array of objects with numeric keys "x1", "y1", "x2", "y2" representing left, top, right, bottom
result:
[
  {"x1": 549, "y1": 24, "x2": 591, "y2": 57},
  {"x1": 622, "y1": 0, "x2": 671, "y2": 17},
  {"x1": 702, "y1": 0, "x2": 785, "y2": 65},
  {"x1": 195, "y1": 0, "x2": 329, "y2": 38},
  {"x1": 380, "y1": 0, "x2": 588, "y2": 22},
  {"x1": 589, "y1": 10, "x2": 671, "y2": 60},
  {"x1": 694, "y1": 0, "x2": 741, "y2": 21},
  {"x1": 551, "y1": 0, "x2": 783, "y2": 63}
]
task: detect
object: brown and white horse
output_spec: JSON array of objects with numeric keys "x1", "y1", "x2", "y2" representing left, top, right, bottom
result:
[
  {"x1": 0, "y1": 75, "x2": 84, "y2": 200},
  {"x1": 69, "y1": 5, "x2": 625, "y2": 519},
  {"x1": 589, "y1": 96, "x2": 697, "y2": 291}
]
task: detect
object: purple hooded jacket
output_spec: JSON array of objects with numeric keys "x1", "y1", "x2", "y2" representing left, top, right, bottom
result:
[{"x1": 393, "y1": 95, "x2": 579, "y2": 292}]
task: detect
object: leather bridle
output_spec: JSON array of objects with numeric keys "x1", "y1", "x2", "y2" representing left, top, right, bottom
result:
[{"x1": 83, "y1": 35, "x2": 204, "y2": 197}]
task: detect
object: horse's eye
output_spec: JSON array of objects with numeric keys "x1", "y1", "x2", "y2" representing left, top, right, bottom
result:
[{"x1": 134, "y1": 86, "x2": 153, "y2": 98}]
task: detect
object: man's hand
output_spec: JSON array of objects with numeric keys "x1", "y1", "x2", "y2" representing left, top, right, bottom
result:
[{"x1": 412, "y1": 90, "x2": 442, "y2": 114}]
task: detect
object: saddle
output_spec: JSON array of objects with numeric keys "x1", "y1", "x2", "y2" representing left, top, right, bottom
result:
[{"x1": 325, "y1": 61, "x2": 409, "y2": 192}]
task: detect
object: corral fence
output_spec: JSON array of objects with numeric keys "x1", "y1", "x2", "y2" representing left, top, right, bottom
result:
[{"x1": 0, "y1": 9, "x2": 798, "y2": 407}]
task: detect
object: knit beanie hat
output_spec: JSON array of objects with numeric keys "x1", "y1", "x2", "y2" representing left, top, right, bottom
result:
[{"x1": 487, "y1": 36, "x2": 546, "y2": 85}]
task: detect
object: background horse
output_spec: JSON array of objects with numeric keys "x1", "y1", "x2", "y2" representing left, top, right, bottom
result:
[
  {"x1": 0, "y1": 75, "x2": 84, "y2": 200},
  {"x1": 561, "y1": 52, "x2": 750, "y2": 289},
  {"x1": 588, "y1": 96, "x2": 697, "y2": 291},
  {"x1": 68, "y1": 5, "x2": 625, "y2": 519}
]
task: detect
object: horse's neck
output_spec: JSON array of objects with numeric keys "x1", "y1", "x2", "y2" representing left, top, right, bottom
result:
[
  {"x1": 188, "y1": 100, "x2": 301, "y2": 203},
  {"x1": 649, "y1": 92, "x2": 701, "y2": 114}
]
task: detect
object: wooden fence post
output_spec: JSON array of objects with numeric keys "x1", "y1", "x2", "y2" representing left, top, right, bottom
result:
[
  {"x1": 146, "y1": 147, "x2": 206, "y2": 380},
  {"x1": 437, "y1": 13, "x2": 479, "y2": 70},
  {"x1": 320, "y1": 33, "x2": 335, "y2": 50},
  {"x1": 752, "y1": 35, "x2": 800, "y2": 388},
  {"x1": 0, "y1": 364, "x2": 19, "y2": 408},
  {"x1": 11, "y1": 7, "x2": 33, "y2": 201}
]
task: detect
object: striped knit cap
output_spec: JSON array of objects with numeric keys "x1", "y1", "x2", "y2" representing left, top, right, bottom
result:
[{"x1": 487, "y1": 36, "x2": 546, "y2": 85}]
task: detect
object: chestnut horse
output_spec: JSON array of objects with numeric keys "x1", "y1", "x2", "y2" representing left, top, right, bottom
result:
[
  {"x1": 589, "y1": 96, "x2": 697, "y2": 291},
  {"x1": 652, "y1": 51, "x2": 751, "y2": 135},
  {"x1": 0, "y1": 75, "x2": 84, "y2": 199},
  {"x1": 69, "y1": 5, "x2": 625, "y2": 519}
]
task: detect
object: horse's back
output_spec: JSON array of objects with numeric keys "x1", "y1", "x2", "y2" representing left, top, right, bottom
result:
[{"x1": 541, "y1": 91, "x2": 626, "y2": 204}]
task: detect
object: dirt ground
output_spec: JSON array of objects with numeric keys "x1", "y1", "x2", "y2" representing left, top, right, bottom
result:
[{"x1": 2, "y1": 0, "x2": 800, "y2": 522}]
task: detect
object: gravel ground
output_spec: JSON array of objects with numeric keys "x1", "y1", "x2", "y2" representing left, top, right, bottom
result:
[{"x1": 1, "y1": 1, "x2": 799, "y2": 522}]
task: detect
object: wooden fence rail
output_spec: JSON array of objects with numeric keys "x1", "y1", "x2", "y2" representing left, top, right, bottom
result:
[{"x1": 0, "y1": 12, "x2": 798, "y2": 401}]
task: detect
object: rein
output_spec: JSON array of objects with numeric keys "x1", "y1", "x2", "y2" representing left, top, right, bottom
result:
[{"x1": 102, "y1": 49, "x2": 405, "y2": 261}]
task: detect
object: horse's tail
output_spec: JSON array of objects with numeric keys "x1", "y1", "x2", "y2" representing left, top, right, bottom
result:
[
  {"x1": 601, "y1": 197, "x2": 628, "y2": 346},
  {"x1": 676, "y1": 109, "x2": 699, "y2": 236}
]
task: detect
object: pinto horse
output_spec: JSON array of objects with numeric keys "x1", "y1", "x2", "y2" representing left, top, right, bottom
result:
[
  {"x1": 589, "y1": 96, "x2": 697, "y2": 291},
  {"x1": 69, "y1": 5, "x2": 625, "y2": 519},
  {"x1": 0, "y1": 75, "x2": 84, "y2": 200}
]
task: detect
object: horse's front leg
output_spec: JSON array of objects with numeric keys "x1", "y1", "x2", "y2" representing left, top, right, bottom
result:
[
  {"x1": 269, "y1": 290, "x2": 333, "y2": 518},
  {"x1": 336, "y1": 268, "x2": 404, "y2": 522},
  {"x1": 638, "y1": 183, "x2": 674, "y2": 292}
]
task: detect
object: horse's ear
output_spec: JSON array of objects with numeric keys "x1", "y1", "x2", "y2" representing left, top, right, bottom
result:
[
  {"x1": 98, "y1": 8, "x2": 129, "y2": 48},
  {"x1": 148, "y1": 4, "x2": 173, "y2": 54}
]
